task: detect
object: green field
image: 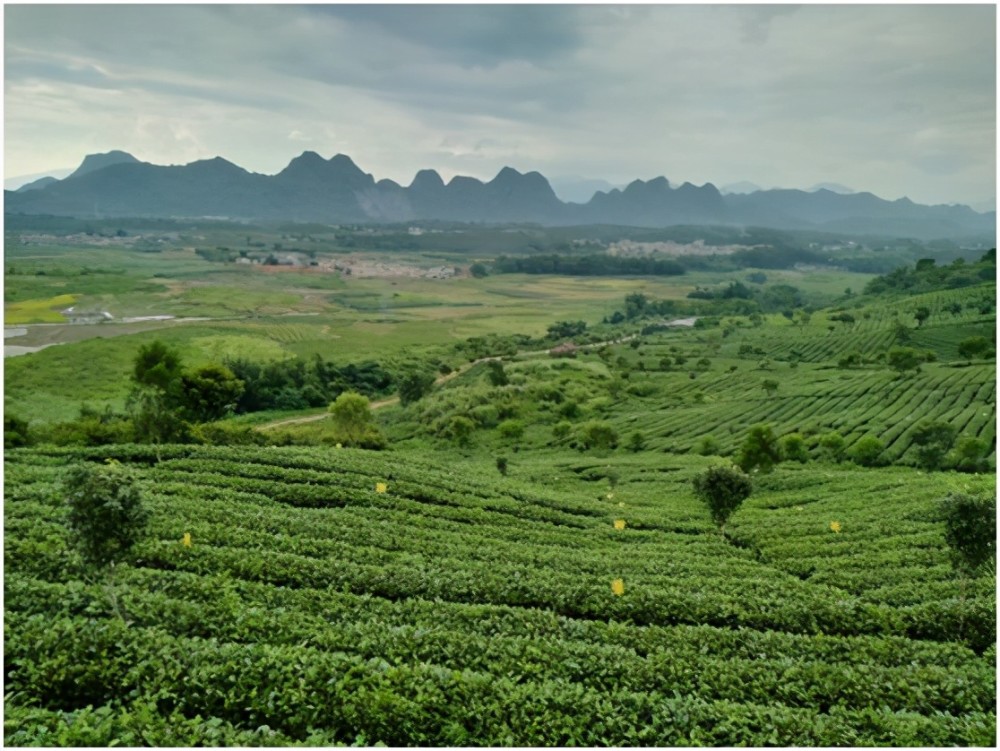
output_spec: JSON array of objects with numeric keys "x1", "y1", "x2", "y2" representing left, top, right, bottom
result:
[{"x1": 4, "y1": 444, "x2": 995, "y2": 746}]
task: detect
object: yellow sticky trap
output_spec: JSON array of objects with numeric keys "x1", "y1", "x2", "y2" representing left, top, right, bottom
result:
[
  {"x1": 830, "y1": 521, "x2": 842, "y2": 533},
  {"x1": 611, "y1": 578, "x2": 625, "y2": 596},
  {"x1": 182, "y1": 532, "x2": 192, "y2": 548},
  {"x1": 375, "y1": 482, "x2": 388, "y2": 493},
  {"x1": 613, "y1": 519, "x2": 626, "y2": 530}
]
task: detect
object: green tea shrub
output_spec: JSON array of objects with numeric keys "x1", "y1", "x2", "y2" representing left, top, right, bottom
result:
[
  {"x1": 849, "y1": 435, "x2": 886, "y2": 467},
  {"x1": 819, "y1": 431, "x2": 846, "y2": 462},
  {"x1": 911, "y1": 421, "x2": 957, "y2": 470},
  {"x1": 64, "y1": 461, "x2": 150, "y2": 568},
  {"x1": 497, "y1": 419, "x2": 525, "y2": 441},
  {"x1": 696, "y1": 435, "x2": 721, "y2": 456},
  {"x1": 941, "y1": 492, "x2": 996, "y2": 577},
  {"x1": 692, "y1": 464, "x2": 752, "y2": 531},
  {"x1": 579, "y1": 421, "x2": 618, "y2": 450},
  {"x1": 780, "y1": 433, "x2": 809, "y2": 463},
  {"x1": 948, "y1": 436, "x2": 992, "y2": 474}
]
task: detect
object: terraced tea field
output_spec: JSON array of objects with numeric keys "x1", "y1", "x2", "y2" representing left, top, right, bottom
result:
[
  {"x1": 609, "y1": 361, "x2": 995, "y2": 462},
  {"x1": 4, "y1": 444, "x2": 994, "y2": 746}
]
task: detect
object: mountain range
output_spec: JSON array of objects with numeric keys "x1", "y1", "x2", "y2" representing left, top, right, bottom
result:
[{"x1": 5, "y1": 150, "x2": 994, "y2": 240}]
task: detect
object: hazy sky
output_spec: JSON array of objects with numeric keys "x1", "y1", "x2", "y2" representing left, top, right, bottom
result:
[{"x1": 3, "y1": 3, "x2": 996, "y2": 208}]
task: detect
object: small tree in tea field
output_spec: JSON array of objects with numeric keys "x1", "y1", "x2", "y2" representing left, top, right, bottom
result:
[
  {"x1": 64, "y1": 461, "x2": 149, "y2": 569},
  {"x1": 737, "y1": 424, "x2": 781, "y2": 473},
  {"x1": 942, "y1": 492, "x2": 996, "y2": 578},
  {"x1": 849, "y1": 435, "x2": 886, "y2": 467},
  {"x1": 911, "y1": 420, "x2": 957, "y2": 470},
  {"x1": 780, "y1": 432, "x2": 809, "y2": 463},
  {"x1": 692, "y1": 465, "x2": 752, "y2": 533}
]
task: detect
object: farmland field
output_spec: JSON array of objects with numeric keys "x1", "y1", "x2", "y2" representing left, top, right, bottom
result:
[{"x1": 3, "y1": 218, "x2": 996, "y2": 746}]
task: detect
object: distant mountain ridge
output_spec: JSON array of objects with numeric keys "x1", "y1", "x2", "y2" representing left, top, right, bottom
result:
[{"x1": 4, "y1": 150, "x2": 994, "y2": 240}]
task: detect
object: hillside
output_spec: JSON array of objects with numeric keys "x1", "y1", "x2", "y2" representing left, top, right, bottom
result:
[{"x1": 4, "y1": 443, "x2": 995, "y2": 745}]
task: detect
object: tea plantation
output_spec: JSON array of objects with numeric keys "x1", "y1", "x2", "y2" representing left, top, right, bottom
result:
[{"x1": 4, "y1": 443, "x2": 995, "y2": 745}]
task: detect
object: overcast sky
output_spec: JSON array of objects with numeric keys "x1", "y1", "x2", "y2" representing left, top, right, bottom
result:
[{"x1": 3, "y1": 3, "x2": 996, "y2": 208}]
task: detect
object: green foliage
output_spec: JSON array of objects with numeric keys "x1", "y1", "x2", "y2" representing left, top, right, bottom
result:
[
  {"x1": 761, "y1": 378, "x2": 779, "y2": 396},
  {"x1": 63, "y1": 461, "x2": 150, "y2": 568},
  {"x1": 627, "y1": 430, "x2": 647, "y2": 452},
  {"x1": 941, "y1": 492, "x2": 996, "y2": 577},
  {"x1": 546, "y1": 320, "x2": 587, "y2": 340},
  {"x1": 469, "y1": 262, "x2": 488, "y2": 278},
  {"x1": 495, "y1": 456, "x2": 508, "y2": 475},
  {"x1": 552, "y1": 421, "x2": 572, "y2": 439},
  {"x1": 957, "y1": 336, "x2": 993, "y2": 360},
  {"x1": 737, "y1": 424, "x2": 781, "y2": 473},
  {"x1": 485, "y1": 359, "x2": 509, "y2": 386},
  {"x1": 849, "y1": 435, "x2": 886, "y2": 467},
  {"x1": 911, "y1": 421, "x2": 957, "y2": 470},
  {"x1": 328, "y1": 392, "x2": 382, "y2": 448},
  {"x1": 178, "y1": 364, "x2": 245, "y2": 423},
  {"x1": 819, "y1": 431, "x2": 846, "y2": 462},
  {"x1": 445, "y1": 415, "x2": 476, "y2": 447},
  {"x1": 398, "y1": 368, "x2": 437, "y2": 406},
  {"x1": 497, "y1": 419, "x2": 525, "y2": 441},
  {"x1": 5, "y1": 413, "x2": 33, "y2": 448},
  {"x1": 696, "y1": 435, "x2": 721, "y2": 456},
  {"x1": 692, "y1": 464, "x2": 753, "y2": 530},
  {"x1": 914, "y1": 306, "x2": 931, "y2": 327},
  {"x1": 887, "y1": 346, "x2": 924, "y2": 374},
  {"x1": 132, "y1": 340, "x2": 183, "y2": 392},
  {"x1": 780, "y1": 433, "x2": 809, "y2": 463},
  {"x1": 578, "y1": 420, "x2": 618, "y2": 450},
  {"x1": 948, "y1": 436, "x2": 992, "y2": 474}
]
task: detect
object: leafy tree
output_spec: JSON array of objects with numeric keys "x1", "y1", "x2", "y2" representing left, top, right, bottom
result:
[
  {"x1": 552, "y1": 421, "x2": 572, "y2": 439},
  {"x1": 127, "y1": 386, "x2": 190, "y2": 445},
  {"x1": 328, "y1": 391, "x2": 378, "y2": 446},
  {"x1": 761, "y1": 378, "x2": 779, "y2": 397},
  {"x1": 911, "y1": 420, "x2": 957, "y2": 470},
  {"x1": 547, "y1": 320, "x2": 587, "y2": 339},
  {"x1": 780, "y1": 433, "x2": 809, "y2": 463},
  {"x1": 892, "y1": 320, "x2": 912, "y2": 344},
  {"x1": 948, "y1": 436, "x2": 992, "y2": 473},
  {"x1": 818, "y1": 431, "x2": 846, "y2": 462},
  {"x1": 914, "y1": 306, "x2": 930, "y2": 327},
  {"x1": 485, "y1": 359, "x2": 509, "y2": 386},
  {"x1": 397, "y1": 368, "x2": 436, "y2": 406},
  {"x1": 849, "y1": 435, "x2": 885, "y2": 467},
  {"x1": 177, "y1": 364, "x2": 244, "y2": 423},
  {"x1": 957, "y1": 336, "x2": 993, "y2": 360},
  {"x1": 696, "y1": 435, "x2": 721, "y2": 456},
  {"x1": 941, "y1": 492, "x2": 996, "y2": 577},
  {"x1": 692, "y1": 465, "x2": 753, "y2": 533},
  {"x1": 497, "y1": 419, "x2": 525, "y2": 441},
  {"x1": 829, "y1": 312, "x2": 855, "y2": 325},
  {"x1": 4, "y1": 413, "x2": 32, "y2": 449},
  {"x1": 627, "y1": 430, "x2": 646, "y2": 452},
  {"x1": 579, "y1": 421, "x2": 618, "y2": 450},
  {"x1": 495, "y1": 456, "x2": 508, "y2": 476},
  {"x1": 64, "y1": 461, "x2": 150, "y2": 568},
  {"x1": 887, "y1": 346, "x2": 924, "y2": 375},
  {"x1": 737, "y1": 424, "x2": 781, "y2": 473},
  {"x1": 132, "y1": 340, "x2": 183, "y2": 392},
  {"x1": 469, "y1": 262, "x2": 488, "y2": 278},
  {"x1": 445, "y1": 415, "x2": 476, "y2": 447},
  {"x1": 624, "y1": 292, "x2": 649, "y2": 320}
]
